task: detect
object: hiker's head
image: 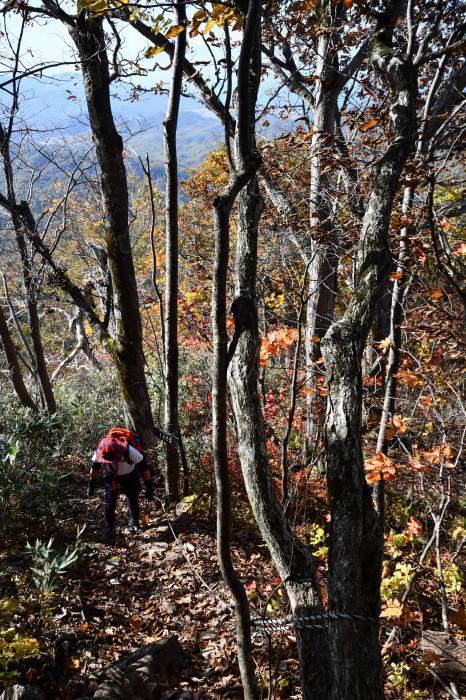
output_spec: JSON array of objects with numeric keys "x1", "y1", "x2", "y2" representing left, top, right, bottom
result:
[{"x1": 95, "y1": 437, "x2": 126, "y2": 464}]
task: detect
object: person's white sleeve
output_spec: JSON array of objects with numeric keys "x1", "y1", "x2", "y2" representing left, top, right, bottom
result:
[{"x1": 128, "y1": 445, "x2": 143, "y2": 463}]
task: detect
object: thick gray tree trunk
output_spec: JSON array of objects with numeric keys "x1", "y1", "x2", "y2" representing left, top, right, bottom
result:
[
  {"x1": 163, "y1": 0, "x2": 186, "y2": 502},
  {"x1": 227, "y1": 3, "x2": 333, "y2": 698},
  {"x1": 228, "y1": 193, "x2": 334, "y2": 697},
  {"x1": 321, "y1": 3, "x2": 418, "y2": 696},
  {"x1": 67, "y1": 10, "x2": 156, "y2": 453}
]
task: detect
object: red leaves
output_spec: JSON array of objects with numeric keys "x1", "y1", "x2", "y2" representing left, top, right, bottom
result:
[
  {"x1": 453, "y1": 241, "x2": 466, "y2": 256},
  {"x1": 439, "y1": 216, "x2": 451, "y2": 232},
  {"x1": 415, "y1": 247, "x2": 426, "y2": 263},
  {"x1": 419, "y1": 443, "x2": 455, "y2": 466},
  {"x1": 128, "y1": 615, "x2": 143, "y2": 630},
  {"x1": 427, "y1": 348, "x2": 442, "y2": 366},
  {"x1": 394, "y1": 369, "x2": 422, "y2": 387}
]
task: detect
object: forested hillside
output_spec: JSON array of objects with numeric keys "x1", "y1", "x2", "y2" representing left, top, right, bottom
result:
[
  {"x1": 0, "y1": 82, "x2": 224, "y2": 214},
  {"x1": 0, "y1": 1, "x2": 465, "y2": 699}
]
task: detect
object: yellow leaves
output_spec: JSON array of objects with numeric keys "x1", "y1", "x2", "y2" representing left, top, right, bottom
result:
[
  {"x1": 364, "y1": 452, "x2": 399, "y2": 483},
  {"x1": 144, "y1": 23, "x2": 185, "y2": 59},
  {"x1": 381, "y1": 599, "x2": 422, "y2": 624},
  {"x1": 203, "y1": 18, "x2": 217, "y2": 35},
  {"x1": 164, "y1": 24, "x2": 185, "y2": 39},
  {"x1": 0, "y1": 631, "x2": 40, "y2": 661},
  {"x1": 201, "y1": 3, "x2": 244, "y2": 36},
  {"x1": 65, "y1": 656, "x2": 81, "y2": 670},
  {"x1": 0, "y1": 599, "x2": 23, "y2": 614},
  {"x1": 381, "y1": 598, "x2": 403, "y2": 619},
  {"x1": 192, "y1": 9, "x2": 208, "y2": 21},
  {"x1": 80, "y1": 0, "x2": 107, "y2": 15},
  {"x1": 385, "y1": 414, "x2": 406, "y2": 440},
  {"x1": 144, "y1": 45, "x2": 165, "y2": 59},
  {"x1": 359, "y1": 118, "x2": 378, "y2": 131},
  {"x1": 260, "y1": 327, "x2": 298, "y2": 367},
  {"x1": 189, "y1": 9, "x2": 208, "y2": 37},
  {"x1": 378, "y1": 337, "x2": 391, "y2": 350},
  {"x1": 185, "y1": 290, "x2": 207, "y2": 304}
]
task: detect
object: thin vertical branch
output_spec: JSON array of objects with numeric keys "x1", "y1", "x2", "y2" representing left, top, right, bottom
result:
[{"x1": 163, "y1": 0, "x2": 186, "y2": 502}]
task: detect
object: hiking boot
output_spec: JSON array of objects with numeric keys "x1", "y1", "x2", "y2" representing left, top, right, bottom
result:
[
  {"x1": 104, "y1": 527, "x2": 117, "y2": 541},
  {"x1": 127, "y1": 520, "x2": 140, "y2": 534}
]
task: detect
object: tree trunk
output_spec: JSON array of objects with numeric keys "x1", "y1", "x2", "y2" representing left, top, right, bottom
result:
[
  {"x1": 303, "y1": 0, "x2": 342, "y2": 451},
  {"x1": 69, "y1": 11, "x2": 156, "y2": 453},
  {"x1": 211, "y1": 1, "x2": 262, "y2": 696},
  {"x1": 0, "y1": 123, "x2": 57, "y2": 414},
  {"x1": 227, "y1": 3, "x2": 334, "y2": 697},
  {"x1": 163, "y1": 0, "x2": 186, "y2": 503},
  {"x1": 0, "y1": 303, "x2": 37, "y2": 410},
  {"x1": 321, "y1": 4, "x2": 417, "y2": 695},
  {"x1": 228, "y1": 183, "x2": 334, "y2": 698}
]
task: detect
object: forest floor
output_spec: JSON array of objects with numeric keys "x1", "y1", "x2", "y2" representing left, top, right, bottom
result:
[
  {"x1": 0, "y1": 456, "x2": 465, "y2": 699},
  {"x1": 0, "y1": 457, "x2": 300, "y2": 699}
]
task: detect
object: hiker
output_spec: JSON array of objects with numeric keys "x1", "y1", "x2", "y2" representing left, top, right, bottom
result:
[{"x1": 87, "y1": 429, "x2": 154, "y2": 539}]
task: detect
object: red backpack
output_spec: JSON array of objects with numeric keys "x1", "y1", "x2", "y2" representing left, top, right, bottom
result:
[{"x1": 106, "y1": 427, "x2": 141, "y2": 452}]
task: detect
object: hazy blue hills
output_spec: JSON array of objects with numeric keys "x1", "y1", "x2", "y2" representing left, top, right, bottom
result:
[
  {"x1": 3, "y1": 76, "x2": 224, "y2": 211},
  {"x1": 2, "y1": 74, "x2": 286, "y2": 216}
]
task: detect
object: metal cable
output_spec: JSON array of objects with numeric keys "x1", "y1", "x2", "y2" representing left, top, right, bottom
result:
[{"x1": 153, "y1": 497, "x2": 383, "y2": 632}]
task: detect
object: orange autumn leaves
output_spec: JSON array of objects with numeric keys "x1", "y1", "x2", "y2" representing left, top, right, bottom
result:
[
  {"x1": 365, "y1": 418, "x2": 456, "y2": 484},
  {"x1": 385, "y1": 414, "x2": 407, "y2": 440},
  {"x1": 260, "y1": 327, "x2": 298, "y2": 367},
  {"x1": 365, "y1": 452, "x2": 399, "y2": 483}
]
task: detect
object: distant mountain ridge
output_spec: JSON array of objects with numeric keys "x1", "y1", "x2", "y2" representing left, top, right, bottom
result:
[
  {"x1": 5, "y1": 77, "x2": 224, "y2": 210},
  {"x1": 4, "y1": 74, "x2": 284, "y2": 214}
]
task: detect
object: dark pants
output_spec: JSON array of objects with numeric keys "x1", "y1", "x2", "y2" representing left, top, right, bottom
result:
[{"x1": 103, "y1": 469, "x2": 141, "y2": 529}]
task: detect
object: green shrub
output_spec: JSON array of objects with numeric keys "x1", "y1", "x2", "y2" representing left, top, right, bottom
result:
[
  {"x1": 0, "y1": 440, "x2": 66, "y2": 533},
  {"x1": 25, "y1": 526, "x2": 85, "y2": 595},
  {"x1": 53, "y1": 367, "x2": 125, "y2": 454}
]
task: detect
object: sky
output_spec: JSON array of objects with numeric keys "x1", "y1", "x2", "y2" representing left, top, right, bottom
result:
[{"x1": 1, "y1": 8, "x2": 221, "y2": 90}]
